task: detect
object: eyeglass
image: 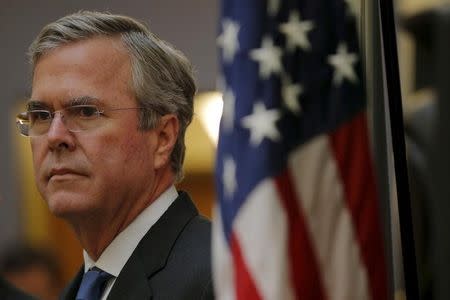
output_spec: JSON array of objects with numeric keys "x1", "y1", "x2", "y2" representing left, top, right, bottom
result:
[{"x1": 16, "y1": 105, "x2": 143, "y2": 137}]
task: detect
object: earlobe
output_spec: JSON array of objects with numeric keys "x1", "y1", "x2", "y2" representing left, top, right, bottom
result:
[{"x1": 154, "y1": 114, "x2": 179, "y2": 169}]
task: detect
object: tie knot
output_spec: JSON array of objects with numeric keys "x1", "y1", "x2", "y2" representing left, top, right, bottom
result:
[{"x1": 76, "y1": 267, "x2": 113, "y2": 300}]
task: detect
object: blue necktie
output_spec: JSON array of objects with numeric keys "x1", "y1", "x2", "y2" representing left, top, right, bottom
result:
[{"x1": 76, "y1": 267, "x2": 113, "y2": 300}]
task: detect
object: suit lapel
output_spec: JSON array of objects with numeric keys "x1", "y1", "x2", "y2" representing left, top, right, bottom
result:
[
  {"x1": 107, "y1": 192, "x2": 198, "y2": 299},
  {"x1": 105, "y1": 253, "x2": 152, "y2": 300}
]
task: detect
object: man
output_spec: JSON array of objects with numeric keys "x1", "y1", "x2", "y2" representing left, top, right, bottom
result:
[{"x1": 16, "y1": 11, "x2": 213, "y2": 299}]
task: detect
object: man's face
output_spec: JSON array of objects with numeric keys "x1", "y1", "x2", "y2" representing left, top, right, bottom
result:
[{"x1": 30, "y1": 37, "x2": 159, "y2": 220}]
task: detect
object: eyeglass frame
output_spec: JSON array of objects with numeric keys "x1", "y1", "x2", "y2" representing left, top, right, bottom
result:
[{"x1": 16, "y1": 104, "x2": 145, "y2": 137}]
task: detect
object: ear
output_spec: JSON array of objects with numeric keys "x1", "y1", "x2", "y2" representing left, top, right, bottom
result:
[{"x1": 153, "y1": 114, "x2": 179, "y2": 170}]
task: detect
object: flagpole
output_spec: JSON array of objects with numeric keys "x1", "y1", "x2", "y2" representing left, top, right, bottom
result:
[
  {"x1": 363, "y1": 0, "x2": 395, "y2": 295},
  {"x1": 378, "y1": 0, "x2": 420, "y2": 299}
]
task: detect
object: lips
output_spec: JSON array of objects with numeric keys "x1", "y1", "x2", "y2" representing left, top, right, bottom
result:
[{"x1": 47, "y1": 168, "x2": 85, "y2": 181}]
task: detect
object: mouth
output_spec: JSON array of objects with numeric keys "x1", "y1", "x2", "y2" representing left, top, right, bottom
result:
[{"x1": 47, "y1": 168, "x2": 85, "y2": 181}]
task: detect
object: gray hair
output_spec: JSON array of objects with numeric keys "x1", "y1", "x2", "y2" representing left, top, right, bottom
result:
[{"x1": 29, "y1": 11, "x2": 196, "y2": 182}]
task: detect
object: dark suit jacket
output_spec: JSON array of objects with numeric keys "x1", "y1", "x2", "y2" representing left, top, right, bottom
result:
[
  {"x1": 0, "y1": 277, "x2": 36, "y2": 300},
  {"x1": 61, "y1": 192, "x2": 213, "y2": 300}
]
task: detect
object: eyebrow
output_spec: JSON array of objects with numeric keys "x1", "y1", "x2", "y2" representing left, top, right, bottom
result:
[
  {"x1": 68, "y1": 96, "x2": 100, "y2": 106},
  {"x1": 26, "y1": 96, "x2": 101, "y2": 111},
  {"x1": 27, "y1": 101, "x2": 48, "y2": 111}
]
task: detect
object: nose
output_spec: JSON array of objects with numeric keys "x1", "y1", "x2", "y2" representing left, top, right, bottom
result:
[{"x1": 47, "y1": 112, "x2": 76, "y2": 151}]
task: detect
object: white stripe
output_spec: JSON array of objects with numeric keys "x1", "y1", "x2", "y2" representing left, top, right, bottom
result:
[
  {"x1": 289, "y1": 135, "x2": 371, "y2": 300},
  {"x1": 212, "y1": 205, "x2": 236, "y2": 300},
  {"x1": 233, "y1": 178, "x2": 295, "y2": 300}
]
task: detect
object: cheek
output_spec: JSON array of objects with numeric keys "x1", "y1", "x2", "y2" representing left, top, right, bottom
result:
[
  {"x1": 122, "y1": 137, "x2": 151, "y2": 165},
  {"x1": 30, "y1": 139, "x2": 41, "y2": 160},
  {"x1": 30, "y1": 140, "x2": 45, "y2": 175},
  {"x1": 127, "y1": 142, "x2": 154, "y2": 180},
  {"x1": 98, "y1": 133, "x2": 154, "y2": 177}
]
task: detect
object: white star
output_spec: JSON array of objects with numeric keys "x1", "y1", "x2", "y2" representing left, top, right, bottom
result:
[
  {"x1": 282, "y1": 77, "x2": 303, "y2": 114},
  {"x1": 279, "y1": 11, "x2": 314, "y2": 52},
  {"x1": 267, "y1": 0, "x2": 281, "y2": 16},
  {"x1": 217, "y1": 19, "x2": 240, "y2": 62},
  {"x1": 327, "y1": 42, "x2": 358, "y2": 86},
  {"x1": 223, "y1": 156, "x2": 237, "y2": 198},
  {"x1": 241, "y1": 101, "x2": 281, "y2": 146},
  {"x1": 250, "y1": 37, "x2": 283, "y2": 79},
  {"x1": 221, "y1": 88, "x2": 235, "y2": 131}
]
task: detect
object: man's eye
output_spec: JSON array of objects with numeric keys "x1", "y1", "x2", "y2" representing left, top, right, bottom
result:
[
  {"x1": 29, "y1": 111, "x2": 51, "y2": 122},
  {"x1": 71, "y1": 106, "x2": 99, "y2": 118}
]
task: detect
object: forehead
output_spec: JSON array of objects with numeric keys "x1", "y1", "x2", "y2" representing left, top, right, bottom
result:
[{"x1": 31, "y1": 36, "x2": 134, "y2": 107}]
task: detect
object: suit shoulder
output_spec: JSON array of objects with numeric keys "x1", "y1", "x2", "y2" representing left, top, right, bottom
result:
[
  {"x1": 150, "y1": 215, "x2": 213, "y2": 299},
  {"x1": 171, "y1": 214, "x2": 211, "y2": 262},
  {"x1": 181, "y1": 215, "x2": 211, "y2": 241}
]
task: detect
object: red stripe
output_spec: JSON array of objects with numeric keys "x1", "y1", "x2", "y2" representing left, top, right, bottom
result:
[
  {"x1": 230, "y1": 232, "x2": 262, "y2": 300},
  {"x1": 275, "y1": 170, "x2": 327, "y2": 300},
  {"x1": 329, "y1": 113, "x2": 389, "y2": 300}
]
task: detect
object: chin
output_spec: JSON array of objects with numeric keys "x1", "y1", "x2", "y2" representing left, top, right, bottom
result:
[{"x1": 45, "y1": 191, "x2": 94, "y2": 220}]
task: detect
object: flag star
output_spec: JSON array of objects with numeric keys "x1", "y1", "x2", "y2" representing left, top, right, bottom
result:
[
  {"x1": 217, "y1": 19, "x2": 240, "y2": 62},
  {"x1": 267, "y1": 0, "x2": 281, "y2": 16},
  {"x1": 279, "y1": 11, "x2": 314, "y2": 52},
  {"x1": 223, "y1": 156, "x2": 237, "y2": 198},
  {"x1": 282, "y1": 77, "x2": 304, "y2": 114},
  {"x1": 241, "y1": 101, "x2": 282, "y2": 146},
  {"x1": 327, "y1": 42, "x2": 358, "y2": 86},
  {"x1": 221, "y1": 88, "x2": 235, "y2": 131},
  {"x1": 250, "y1": 37, "x2": 283, "y2": 79}
]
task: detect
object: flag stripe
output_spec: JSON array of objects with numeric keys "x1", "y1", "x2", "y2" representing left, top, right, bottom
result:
[
  {"x1": 289, "y1": 135, "x2": 371, "y2": 299},
  {"x1": 329, "y1": 113, "x2": 389, "y2": 300},
  {"x1": 212, "y1": 206, "x2": 235, "y2": 300},
  {"x1": 233, "y1": 178, "x2": 295, "y2": 300},
  {"x1": 230, "y1": 233, "x2": 262, "y2": 300},
  {"x1": 275, "y1": 169, "x2": 326, "y2": 300}
]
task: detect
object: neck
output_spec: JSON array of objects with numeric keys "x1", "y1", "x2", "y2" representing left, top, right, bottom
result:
[{"x1": 70, "y1": 168, "x2": 175, "y2": 260}]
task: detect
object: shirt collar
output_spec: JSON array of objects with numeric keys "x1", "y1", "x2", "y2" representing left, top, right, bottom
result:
[{"x1": 83, "y1": 185, "x2": 178, "y2": 276}]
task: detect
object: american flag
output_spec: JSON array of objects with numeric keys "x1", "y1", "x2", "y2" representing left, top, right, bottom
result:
[{"x1": 213, "y1": 0, "x2": 389, "y2": 299}]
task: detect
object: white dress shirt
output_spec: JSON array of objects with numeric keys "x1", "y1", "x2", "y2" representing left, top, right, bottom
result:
[{"x1": 82, "y1": 186, "x2": 178, "y2": 300}]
